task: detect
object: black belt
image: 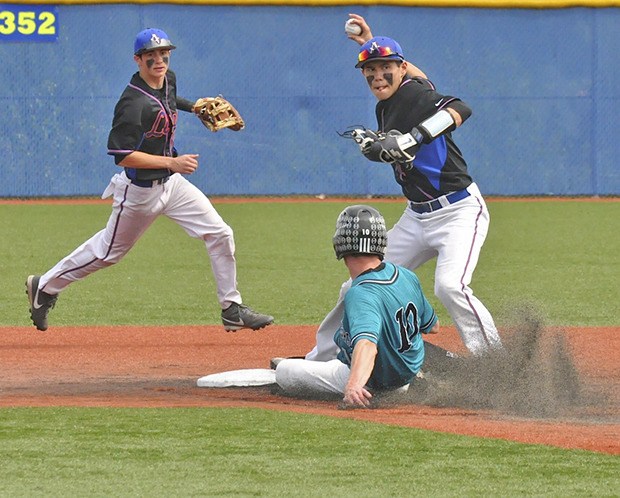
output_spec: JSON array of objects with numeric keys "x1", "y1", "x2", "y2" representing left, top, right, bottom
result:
[
  {"x1": 409, "y1": 188, "x2": 471, "y2": 214},
  {"x1": 131, "y1": 176, "x2": 170, "y2": 188}
]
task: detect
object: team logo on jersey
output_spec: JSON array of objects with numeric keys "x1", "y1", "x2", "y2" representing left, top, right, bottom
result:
[
  {"x1": 145, "y1": 110, "x2": 177, "y2": 139},
  {"x1": 336, "y1": 327, "x2": 353, "y2": 362},
  {"x1": 340, "y1": 328, "x2": 351, "y2": 347}
]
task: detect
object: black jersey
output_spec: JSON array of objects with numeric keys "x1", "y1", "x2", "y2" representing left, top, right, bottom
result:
[
  {"x1": 107, "y1": 70, "x2": 192, "y2": 182},
  {"x1": 376, "y1": 77, "x2": 473, "y2": 202}
]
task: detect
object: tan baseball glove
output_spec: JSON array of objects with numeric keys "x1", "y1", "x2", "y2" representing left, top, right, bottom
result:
[{"x1": 193, "y1": 95, "x2": 245, "y2": 132}]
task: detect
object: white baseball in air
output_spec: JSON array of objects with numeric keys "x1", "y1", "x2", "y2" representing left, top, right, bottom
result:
[{"x1": 345, "y1": 19, "x2": 362, "y2": 36}]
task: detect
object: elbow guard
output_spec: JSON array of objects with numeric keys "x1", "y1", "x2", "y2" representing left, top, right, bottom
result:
[
  {"x1": 414, "y1": 99, "x2": 472, "y2": 144},
  {"x1": 414, "y1": 109, "x2": 456, "y2": 144}
]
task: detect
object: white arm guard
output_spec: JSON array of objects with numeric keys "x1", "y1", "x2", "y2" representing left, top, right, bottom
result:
[{"x1": 416, "y1": 110, "x2": 455, "y2": 143}]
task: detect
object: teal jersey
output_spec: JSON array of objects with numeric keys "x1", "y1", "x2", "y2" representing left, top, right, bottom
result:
[{"x1": 335, "y1": 262, "x2": 438, "y2": 390}]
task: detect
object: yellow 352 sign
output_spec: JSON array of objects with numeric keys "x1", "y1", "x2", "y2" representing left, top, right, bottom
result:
[{"x1": 0, "y1": 4, "x2": 58, "y2": 41}]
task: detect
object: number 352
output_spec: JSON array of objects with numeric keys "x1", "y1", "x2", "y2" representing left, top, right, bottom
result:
[{"x1": 0, "y1": 6, "x2": 58, "y2": 41}]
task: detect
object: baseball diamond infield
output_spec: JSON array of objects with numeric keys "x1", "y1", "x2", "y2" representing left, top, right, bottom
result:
[{"x1": 0, "y1": 325, "x2": 617, "y2": 455}]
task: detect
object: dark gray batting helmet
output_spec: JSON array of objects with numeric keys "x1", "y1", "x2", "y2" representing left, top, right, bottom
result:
[{"x1": 333, "y1": 205, "x2": 387, "y2": 260}]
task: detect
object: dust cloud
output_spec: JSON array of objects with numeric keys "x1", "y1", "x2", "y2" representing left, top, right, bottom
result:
[{"x1": 410, "y1": 307, "x2": 612, "y2": 421}]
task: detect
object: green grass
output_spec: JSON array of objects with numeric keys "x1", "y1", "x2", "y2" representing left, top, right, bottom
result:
[
  {"x1": 2, "y1": 199, "x2": 618, "y2": 326},
  {"x1": 1, "y1": 199, "x2": 619, "y2": 497},
  {"x1": 0, "y1": 407, "x2": 617, "y2": 497}
]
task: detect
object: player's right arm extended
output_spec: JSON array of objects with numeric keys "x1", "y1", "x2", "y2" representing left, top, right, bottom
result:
[
  {"x1": 343, "y1": 339, "x2": 377, "y2": 408},
  {"x1": 119, "y1": 151, "x2": 199, "y2": 175}
]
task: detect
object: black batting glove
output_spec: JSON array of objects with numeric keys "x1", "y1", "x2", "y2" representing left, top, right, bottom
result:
[
  {"x1": 350, "y1": 128, "x2": 390, "y2": 163},
  {"x1": 376, "y1": 129, "x2": 422, "y2": 163}
]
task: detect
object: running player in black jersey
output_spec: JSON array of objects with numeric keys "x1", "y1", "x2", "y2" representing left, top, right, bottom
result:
[{"x1": 26, "y1": 28, "x2": 273, "y2": 333}]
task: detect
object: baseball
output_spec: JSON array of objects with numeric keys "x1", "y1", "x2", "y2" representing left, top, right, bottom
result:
[{"x1": 345, "y1": 19, "x2": 362, "y2": 36}]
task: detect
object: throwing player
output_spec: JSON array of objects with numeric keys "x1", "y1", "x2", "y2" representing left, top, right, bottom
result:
[
  {"x1": 305, "y1": 14, "x2": 501, "y2": 361},
  {"x1": 26, "y1": 28, "x2": 273, "y2": 333},
  {"x1": 276, "y1": 205, "x2": 439, "y2": 408}
]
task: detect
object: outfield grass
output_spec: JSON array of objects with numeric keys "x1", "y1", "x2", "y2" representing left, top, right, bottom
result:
[
  {"x1": 0, "y1": 408, "x2": 617, "y2": 497},
  {"x1": 2, "y1": 199, "x2": 618, "y2": 326}
]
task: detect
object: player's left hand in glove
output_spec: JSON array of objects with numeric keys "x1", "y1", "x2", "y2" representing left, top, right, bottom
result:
[
  {"x1": 348, "y1": 127, "x2": 421, "y2": 163},
  {"x1": 349, "y1": 128, "x2": 391, "y2": 162},
  {"x1": 193, "y1": 95, "x2": 245, "y2": 132}
]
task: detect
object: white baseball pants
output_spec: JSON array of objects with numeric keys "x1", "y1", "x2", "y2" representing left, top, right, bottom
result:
[
  {"x1": 276, "y1": 358, "x2": 350, "y2": 397},
  {"x1": 275, "y1": 358, "x2": 411, "y2": 402},
  {"x1": 39, "y1": 172, "x2": 242, "y2": 308}
]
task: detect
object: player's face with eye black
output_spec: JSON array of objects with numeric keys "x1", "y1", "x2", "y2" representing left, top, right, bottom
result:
[
  {"x1": 135, "y1": 48, "x2": 171, "y2": 86},
  {"x1": 361, "y1": 60, "x2": 407, "y2": 101}
]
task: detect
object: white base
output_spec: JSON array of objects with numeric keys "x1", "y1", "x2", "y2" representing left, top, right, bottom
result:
[{"x1": 197, "y1": 368, "x2": 276, "y2": 388}]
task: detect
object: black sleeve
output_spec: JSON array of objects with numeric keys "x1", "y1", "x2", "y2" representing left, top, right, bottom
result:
[
  {"x1": 176, "y1": 97, "x2": 194, "y2": 113},
  {"x1": 411, "y1": 78, "x2": 472, "y2": 125},
  {"x1": 411, "y1": 77, "x2": 435, "y2": 89},
  {"x1": 446, "y1": 99, "x2": 472, "y2": 123},
  {"x1": 107, "y1": 93, "x2": 143, "y2": 165}
]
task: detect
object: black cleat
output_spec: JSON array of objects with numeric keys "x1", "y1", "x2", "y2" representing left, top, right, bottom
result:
[
  {"x1": 26, "y1": 275, "x2": 58, "y2": 331},
  {"x1": 221, "y1": 303, "x2": 274, "y2": 332}
]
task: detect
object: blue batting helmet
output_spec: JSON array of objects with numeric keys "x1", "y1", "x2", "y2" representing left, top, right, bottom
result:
[
  {"x1": 134, "y1": 28, "x2": 176, "y2": 55},
  {"x1": 355, "y1": 36, "x2": 405, "y2": 68}
]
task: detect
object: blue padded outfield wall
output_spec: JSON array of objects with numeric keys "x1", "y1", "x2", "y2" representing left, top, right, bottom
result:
[{"x1": 1, "y1": 5, "x2": 619, "y2": 197}]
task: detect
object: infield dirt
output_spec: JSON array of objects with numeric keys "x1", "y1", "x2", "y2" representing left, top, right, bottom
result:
[{"x1": 1, "y1": 324, "x2": 617, "y2": 455}]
